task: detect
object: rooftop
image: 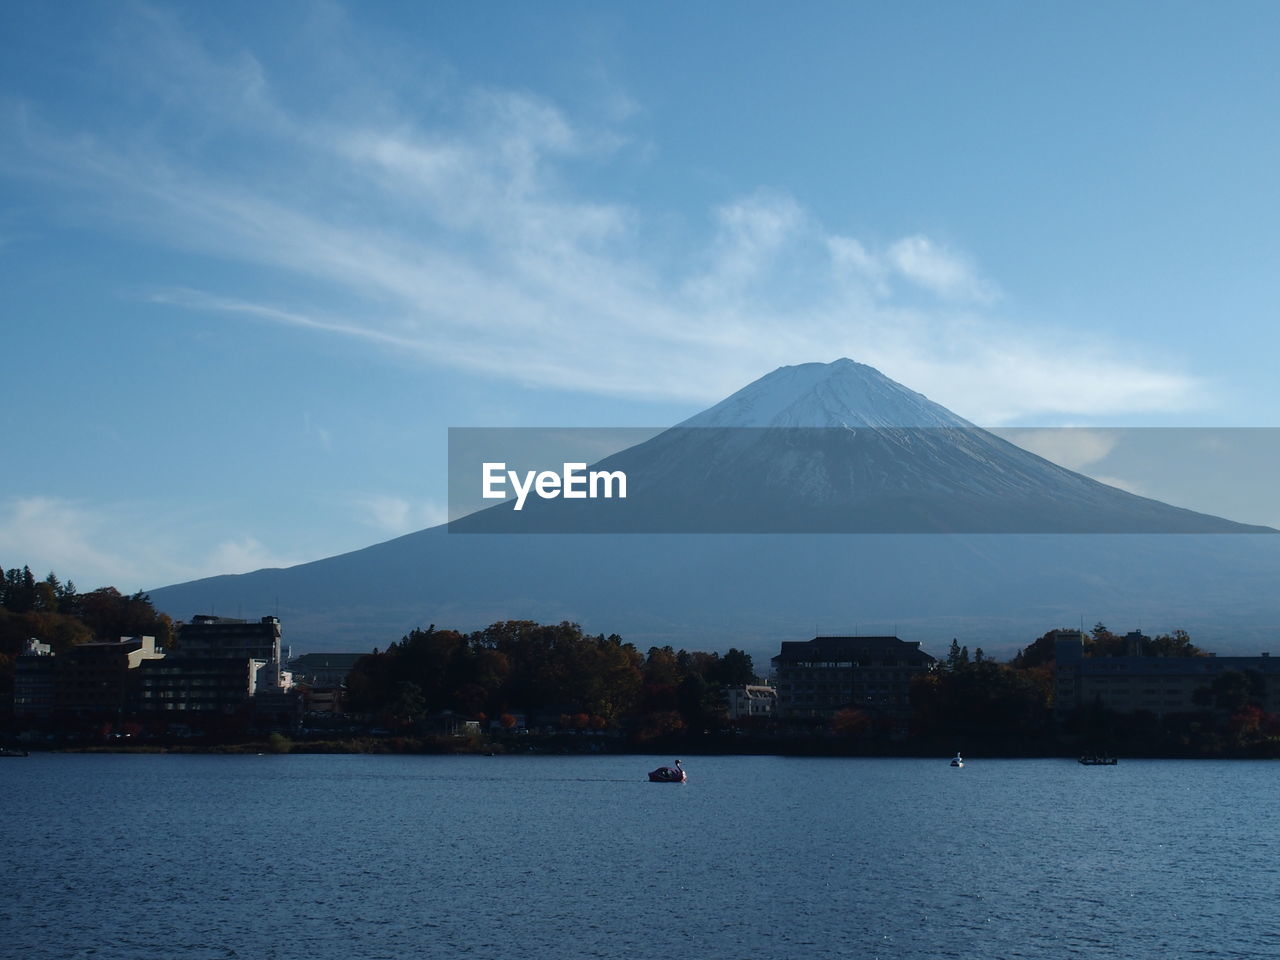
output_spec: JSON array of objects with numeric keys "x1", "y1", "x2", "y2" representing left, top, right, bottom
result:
[{"x1": 773, "y1": 635, "x2": 934, "y2": 664}]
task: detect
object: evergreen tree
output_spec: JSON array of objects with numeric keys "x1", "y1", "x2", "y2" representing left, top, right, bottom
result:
[{"x1": 716, "y1": 648, "x2": 756, "y2": 685}]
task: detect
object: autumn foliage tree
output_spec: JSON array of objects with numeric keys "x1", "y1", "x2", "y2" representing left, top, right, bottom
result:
[
  {"x1": 0, "y1": 565, "x2": 174, "y2": 710},
  {"x1": 912, "y1": 653, "x2": 1054, "y2": 743},
  {"x1": 345, "y1": 620, "x2": 753, "y2": 733}
]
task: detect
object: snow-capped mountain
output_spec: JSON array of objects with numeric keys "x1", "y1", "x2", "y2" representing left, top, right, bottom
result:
[
  {"x1": 678, "y1": 358, "x2": 969, "y2": 429},
  {"x1": 453, "y1": 359, "x2": 1268, "y2": 533},
  {"x1": 148, "y1": 360, "x2": 1280, "y2": 658}
]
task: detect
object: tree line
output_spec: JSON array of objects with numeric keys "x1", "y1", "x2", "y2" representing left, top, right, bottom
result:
[
  {"x1": 0, "y1": 564, "x2": 174, "y2": 706},
  {"x1": 899, "y1": 623, "x2": 1276, "y2": 756},
  {"x1": 4, "y1": 565, "x2": 1274, "y2": 756},
  {"x1": 345, "y1": 620, "x2": 757, "y2": 738},
  {"x1": 1010, "y1": 622, "x2": 1205, "y2": 669}
]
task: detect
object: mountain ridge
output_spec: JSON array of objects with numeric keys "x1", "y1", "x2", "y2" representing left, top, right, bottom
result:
[
  {"x1": 678, "y1": 358, "x2": 971, "y2": 429},
  {"x1": 451, "y1": 359, "x2": 1271, "y2": 534},
  {"x1": 148, "y1": 359, "x2": 1280, "y2": 659}
]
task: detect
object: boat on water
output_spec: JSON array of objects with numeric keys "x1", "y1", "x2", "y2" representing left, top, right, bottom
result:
[
  {"x1": 0, "y1": 746, "x2": 28, "y2": 758},
  {"x1": 648, "y1": 760, "x2": 686, "y2": 782},
  {"x1": 1078, "y1": 754, "x2": 1118, "y2": 766},
  {"x1": 950, "y1": 752, "x2": 964, "y2": 767}
]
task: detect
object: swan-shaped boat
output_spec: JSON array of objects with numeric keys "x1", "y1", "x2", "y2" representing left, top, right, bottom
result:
[{"x1": 648, "y1": 760, "x2": 686, "y2": 782}]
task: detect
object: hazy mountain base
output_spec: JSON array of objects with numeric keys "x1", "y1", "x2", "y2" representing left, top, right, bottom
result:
[
  {"x1": 148, "y1": 530, "x2": 1280, "y2": 662},
  {"x1": 148, "y1": 361, "x2": 1280, "y2": 660}
]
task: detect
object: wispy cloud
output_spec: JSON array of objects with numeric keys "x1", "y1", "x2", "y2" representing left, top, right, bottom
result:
[
  {"x1": 0, "y1": 497, "x2": 133, "y2": 589},
  {"x1": 201, "y1": 537, "x2": 295, "y2": 578},
  {"x1": 1090, "y1": 475, "x2": 1147, "y2": 496},
  {"x1": 355, "y1": 495, "x2": 448, "y2": 536},
  {"x1": 302, "y1": 412, "x2": 333, "y2": 453},
  {"x1": 0, "y1": 496, "x2": 302, "y2": 591},
  {"x1": 995, "y1": 428, "x2": 1119, "y2": 471},
  {"x1": 0, "y1": 5, "x2": 1202, "y2": 425},
  {"x1": 887, "y1": 235, "x2": 997, "y2": 303}
]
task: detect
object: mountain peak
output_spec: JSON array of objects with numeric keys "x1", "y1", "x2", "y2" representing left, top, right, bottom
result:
[{"x1": 681, "y1": 358, "x2": 971, "y2": 429}]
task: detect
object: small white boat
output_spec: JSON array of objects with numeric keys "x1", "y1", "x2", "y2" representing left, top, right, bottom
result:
[{"x1": 950, "y1": 753, "x2": 964, "y2": 767}]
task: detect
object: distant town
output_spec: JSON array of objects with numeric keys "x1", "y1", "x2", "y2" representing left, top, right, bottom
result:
[{"x1": 3, "y1": 563, "x2": 1279, "y2": 758}]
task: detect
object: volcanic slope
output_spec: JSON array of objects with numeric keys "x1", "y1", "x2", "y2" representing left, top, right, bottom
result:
[{"x1": 148, "y1": 360, "x2": 1279, "y2": 658}]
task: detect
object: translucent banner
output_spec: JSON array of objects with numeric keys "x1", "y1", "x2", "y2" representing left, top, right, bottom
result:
[{"x1": 447, "y1": 427, "x2": 1280, "y2": 534}]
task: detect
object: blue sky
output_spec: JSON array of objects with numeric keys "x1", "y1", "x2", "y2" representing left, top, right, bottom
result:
[{"x1": 3, "y1": 0, "x2": 1280, "y2": 591}]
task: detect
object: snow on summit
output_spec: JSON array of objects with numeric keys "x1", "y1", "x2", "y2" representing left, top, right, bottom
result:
[{"x1": 681, "y1": 359, "x2": 971, "y2": 429}]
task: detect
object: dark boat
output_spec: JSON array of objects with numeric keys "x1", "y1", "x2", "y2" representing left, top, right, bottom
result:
[
  {"x1": 1078, "y1": 754, "x2": 1118, "y2": 766},
  {"x1": 648, "y1": 760, "x2": 686, "y2": 782}
]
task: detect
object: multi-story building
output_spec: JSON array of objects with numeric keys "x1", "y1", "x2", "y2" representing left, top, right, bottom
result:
[
  {"x1": 13, "y1": 638, "x2": 55, "y2": 718},
  {"x1": 53, "y1": 636, "x2": 165, "y2": 717},
  {"x1": 295, "y1": 682, "x2": 344, "y2": 715},
  {"x1": 138, "y1": 657, "x2": 262, "y2": 715},
  {"x1": 136, "y1": 614, "x2": 298, "y2": 726},
  {"x1": 12, "y1": 636, "x2": 164, "y2": 721},
  {"x1": 1052, "y1": 630, "x2": 1087, "y2": 714},
  {"x1": 286, "y1": 652, "x2": 365, "y2": 718},
  {"x1": 287, "y1": 652, "x2": 365, "y2": 687},
  {"x1": 772, "y1": 635, "x2": 936, "y2": 720},
  {"x1": 726, "y1": 684, "x2": 777, "y2": 720},
  {"x1": 10, "y1": 616, "x2": 301, "y2": 732},
  {"x1": 178, "y1": 615, "x2": 283, "y2": 683},
  {"x1": 1053, "y1": 630, "x2": 1280, "y2": 718}
]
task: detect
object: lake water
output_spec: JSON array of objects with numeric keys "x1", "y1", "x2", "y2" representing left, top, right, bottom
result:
[{"x1": 2, "y1": 753, "x2": 1277, "y2": 959}]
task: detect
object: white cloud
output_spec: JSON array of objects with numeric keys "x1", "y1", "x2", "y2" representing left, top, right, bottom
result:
[
  {"x1": 0, "y1": 496, "x2": 302, "y2": 592},
  {"x1": 203, "y1": 537, "x2": 292, "y2": 576},
  {"x1": 356, "y1": 495, "x2": 448, "y2": 535},
  {"x1": 0, "y1": 10, "x2": 1203, "y2": 426},
  {"x1": 1090, "y1": 475, "x2": 1147, "y2": 496},
  {"x1": 827, "y1": 235, "x2": 888, "y2": 292},
  {"x1": 0, "y1": 497, "x2": 134, "y2": 589},
  {"x1": 887, "y1": 235, "x2": 997, "y2": 303},
  {"x1": 183, "y1": 538, "x2": 301, "y2": 581},
  {"x1": 993, "y1": 428, "x2": 1119, "y2": 471},
  {"x1": 686, "y1": 191, "x2": 807, "y2": 303}
]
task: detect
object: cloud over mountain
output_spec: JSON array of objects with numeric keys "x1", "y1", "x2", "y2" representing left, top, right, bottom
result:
[{"x1": 2, "y1": 5, "x2": 1200, "y2": 424}]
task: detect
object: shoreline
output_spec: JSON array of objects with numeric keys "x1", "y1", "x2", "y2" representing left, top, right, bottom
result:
[{"x1": 19, "y1": 733, "x2": 1280, "y2": 761}]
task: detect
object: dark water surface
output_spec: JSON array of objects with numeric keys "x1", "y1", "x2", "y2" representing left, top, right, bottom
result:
[{"x1": 3, "y1": 754, "x2": 1277, "y2": 959}]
